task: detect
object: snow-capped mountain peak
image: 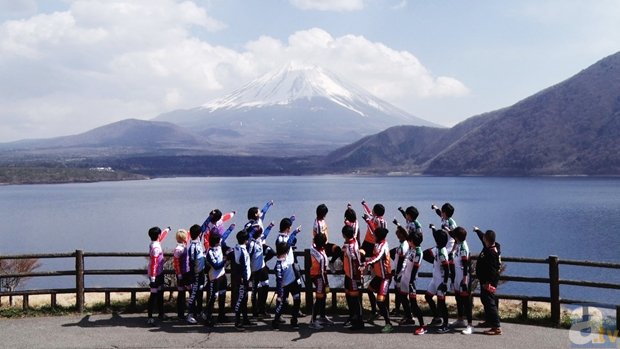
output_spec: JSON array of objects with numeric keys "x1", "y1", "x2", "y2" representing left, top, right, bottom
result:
[{"x1": 202, "y1": 63, "x2": 391, "y2": 117}]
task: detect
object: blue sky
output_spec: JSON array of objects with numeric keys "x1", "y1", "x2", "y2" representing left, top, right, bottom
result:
[{"x1": 1, "y1": 0, "x2": 619, "y2": 142}]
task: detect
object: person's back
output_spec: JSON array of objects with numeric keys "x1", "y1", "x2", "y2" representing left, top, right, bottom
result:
[
  {"x1": 173, "y1": 229, "x2": 188, "y2": 320},
  {"x1": 272, "y1": 241, "x2": 302, "y2": 330},
  {"x1": 473, "y1": 227, "x2": 502, "y2": 335},
  {"x1": 146, "y1": 226, "x2": 167, "y2": 326},
  {"x1": 231, "y1": 230, "x2": 252, "y2": 330},
  {"x1": 206, "y1": 244, "x2": 225, "y2": 281},
  {"x1": 248, "y1": 235, "x2": 265, "y2": 272},
  {"x1": 186, "y1": 224, "x2": 206, "y2": 324}
]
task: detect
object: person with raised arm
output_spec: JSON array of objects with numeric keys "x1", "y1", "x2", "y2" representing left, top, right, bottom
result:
[
  {"x1": 423, "y1": 225, "x2": 450, "y2": 333},
  {"x1": 146, "y1": 226, "x2": 170, "y2": 326},
  {"x1": 201, "y1": 209, "x2": 236, "y2": 250},
  {"x1": 389, "y1": 222, "x2": 409, "y2": 320},
  {"x1": 248, "y1": 221, "x2": 275, "y2": 319},
  {"x1": 473, "y1": 226, "x2": 502, "y2": 335},
  {"x1": 449, "y1": 227, "x2": 473, "y2": 335},
  {"x1": 341, "y1": 225, "x2": 364, "y2": 330},
  {"x1": 399, "y1": 228, "x2": 426, "y2": 335},
  {"x1": 186, "y1": 224, "x2": 206, "y2": 325},
  {"x1": 272, "y1": 241, "x2": 302, "y2": 330},
  {"x1": 312, "y1": 204, "x2": 342, "y2": 272},
  {"x1": 204, "y1": 231, "x2": 229, "y2": 327},
  {"x1": 231, "y1": 230, "x2": 254, "y2": 331},
  {"x1": 360, "y1": 227, "x2": 393, "y2": 333},
  {"x1": 309, "y1": 233, "x2": 332, "y2": 330},
  {"x1": 173, "y1": 229, "x2": 189, "y2": 320}
]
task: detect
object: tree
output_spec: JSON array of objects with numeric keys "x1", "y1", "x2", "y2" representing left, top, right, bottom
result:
[{"x1": 0, "y1": 258, "x2": 41, "y2": 306}]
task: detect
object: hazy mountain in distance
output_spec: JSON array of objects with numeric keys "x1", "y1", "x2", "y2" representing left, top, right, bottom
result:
[
  {"x1": 154, "y1": 63, "x2": 440, "y2": 154},
  {"x1": 0, "y1": 119, "x2": 208, "y2": 158}
]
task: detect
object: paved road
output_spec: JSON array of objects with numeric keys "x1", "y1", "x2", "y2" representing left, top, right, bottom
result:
[{"x1": 0, "y1": 313, "x2": 570, "y2": 349}]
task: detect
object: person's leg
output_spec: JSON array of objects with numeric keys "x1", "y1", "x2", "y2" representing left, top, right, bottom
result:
[
  {"x1": 157, "y1": 287, "x2": 165, "y2": 318},
  {"x1": 400, "y1": 292, "x2": 412, "y2": 320},
  {"x1": 438, "y1": 295, "x2": 448, "y2": 328},
  {"x1": 425, "y1": 293, "x2": 437, "y2": 318},
  {"x1": 251, "y1": 273, "x2": 258, "y2": 316},
  {"x1": 242, "y1": 281, "x2": 250, "y2": 322},
  {"x1": 480, "y1": 287, "x2": 492, "y2": 324},
  {"x1": 205, "y1": 278, "x2": 216, "y2": 322},
  {"x1": 367, "y1": 291, "x2": 377, "y2": 315},
  {"x1": 410, "y1": 294, "x2": 425, "y2": 326},
  {"x1": 186, "y1": 275, "x2": 200, "y2": 321},
  {"x1": 148, "y1": 291, "x2": 156, "y2": 319},
  {"x1": 177, "y1": 286, "x2": 186, "y2": 319},
  {"x1": 487, "y1": 290, "x2": 500, "y2": 328},
  {"x1": 195, "y1": 273, "x2": 205, "y2": 316},
  {"x1": 234, "y1": 280, "x2": 245, "y2": 326},
  {"x1": 290, "y1": 283, "x2": 301, "y2": 328}
]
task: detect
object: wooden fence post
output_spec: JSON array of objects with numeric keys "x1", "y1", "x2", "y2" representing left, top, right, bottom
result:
[
  {"x1": 548, "y1": 255, "x2": 560, "y2": 326},
  {"x1": 304, "y1": 249, "x2": 313, "y2": 314},
  {"x1": 521, "y1": 299, "x2": 528, "y2": 319},
  {"x1": 75, "y1": 249, "x2": 85, "y2": 313}
]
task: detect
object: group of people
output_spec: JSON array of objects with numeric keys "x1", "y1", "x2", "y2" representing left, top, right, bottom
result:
[{"x1": 146, "y1": 200, "x2": 502, "y2": 335}]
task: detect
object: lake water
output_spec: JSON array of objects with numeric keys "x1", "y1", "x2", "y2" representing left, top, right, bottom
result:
[{"x1": 1, "y1": 176, "x2": 619, "y2": 305}]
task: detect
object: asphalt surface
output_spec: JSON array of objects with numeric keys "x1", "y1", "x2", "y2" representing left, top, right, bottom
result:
[{"x1": 0, "y1": 313, "x2": 571, "y2": 349}]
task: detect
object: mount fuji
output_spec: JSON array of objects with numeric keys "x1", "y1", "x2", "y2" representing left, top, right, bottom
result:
[{"x1": 154, "y1": 63, "x2": 440, "y2": 154}]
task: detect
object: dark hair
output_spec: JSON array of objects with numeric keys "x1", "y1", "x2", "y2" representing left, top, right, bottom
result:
[
  {"x1": 211, "y1": 209, "x2": 223, "y2": 222},
  {"x1": 148, "y1": 227, "x2": 161, "y2": 241},
  {"x1": 484, "y1": 230, "x2": 496, "y2": 244},
  {"x1": 208, "y1": 232, "x2": 221, "y2": 247},
  {"x1": 441, "y1": 203, "x2": 454, "y2": 218},
  {"x1": 373, "y1": 203, "x2": 385, "y2": 217},
  {"x1": 247, "y1": 207, "x2": 259, "y2": 220},
  {"x1": 395, "y1": 226, "x2": 408, "y2": 241},
  {"x1": 408, "y1": 230, "x2": 423, "y2": 246},
  {"x1": 453, "y1": 226, "x2": 467, "y2": 242},
  {"x1": 251, "y1": 226, "x2": 263, "y2": 239},
  {"x1": 314, "y1": 233, "x2": 327, "y2": 248},
  {"x1": 276, "y1": 241, "x2": 290, "y2": 256},
  {"x1": 433, "y1": 229, "x2": 448, "y2": 249},
  {"x1": 236, "y1": 230, "x2": 249, "y2": 244},
  {"x1": 374, "y1": 227, "x2": 388, "y2": 242},
  {"x1": 316, "y1": 204, "x2": 328, "y2": 219},
  {"x1": 342, "y1": 225, "x2": 355, "y2": 239},
  {"x1": 405, "y1": 206, "x2": 419, "y2": 220},
  {"x1": 279, "y1": 217, "x2": 292, "y2": 232},
  {"x1": 344, "y1": 207, "x2": 357, "y2": 222},
  {"x1": 189, "y1": 224, "x2": 201, "y2": 239}
]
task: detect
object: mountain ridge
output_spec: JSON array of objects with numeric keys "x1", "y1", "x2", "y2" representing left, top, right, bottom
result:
[{"x1": 327, "y1": 52, "x2": 620, "y2": 175}]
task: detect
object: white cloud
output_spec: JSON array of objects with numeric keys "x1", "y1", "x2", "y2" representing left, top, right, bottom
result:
[
  {"x1": 0, "y1": 2, "x2": 467, "y2": 142},
  {"x1": 243, "y1": 28, "x2": 469, "y2": 101},
  {"x1": 290, "y1": 0, "x2": 364, "y2": 12}
]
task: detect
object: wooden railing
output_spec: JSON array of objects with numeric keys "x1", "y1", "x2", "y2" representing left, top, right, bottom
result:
[{"x1": 1, "y1": 250, "x2": 619, "y2": 330}]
